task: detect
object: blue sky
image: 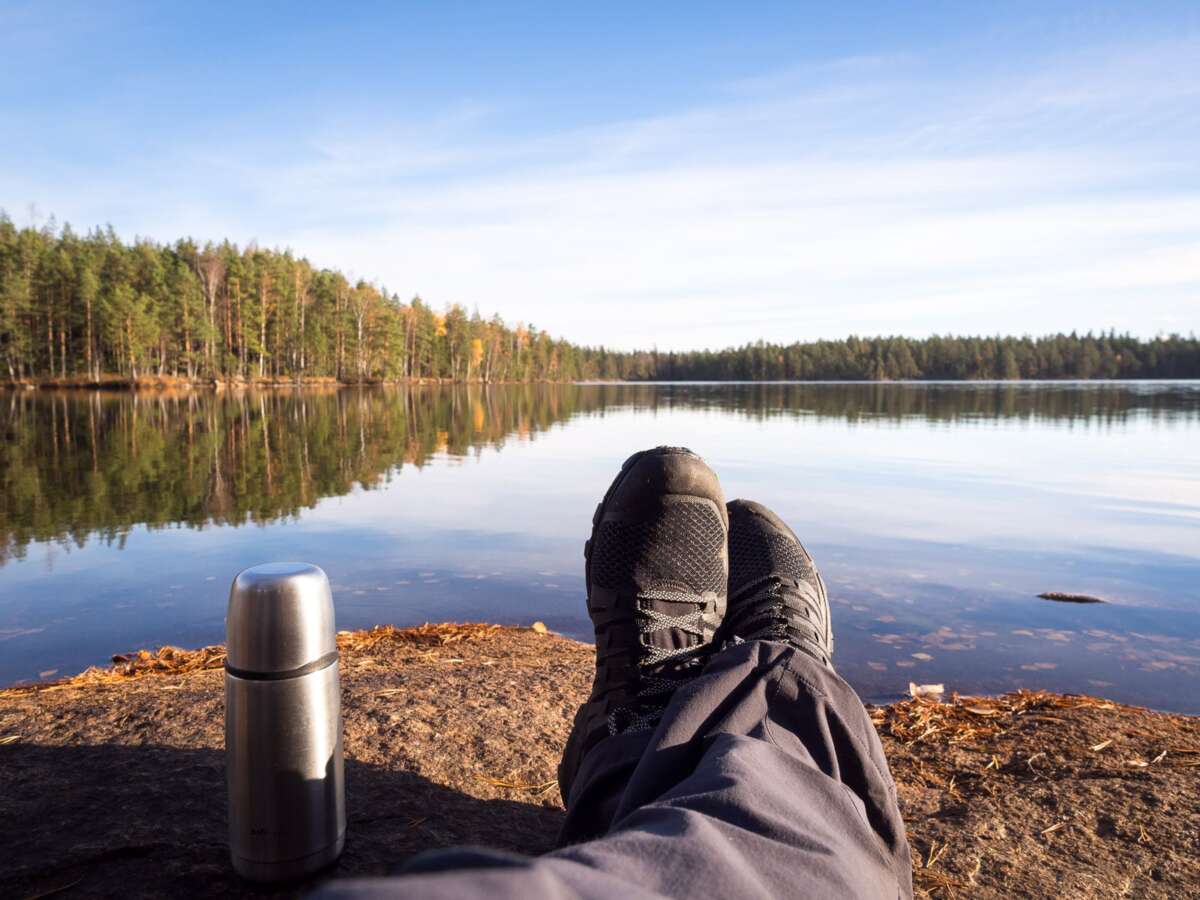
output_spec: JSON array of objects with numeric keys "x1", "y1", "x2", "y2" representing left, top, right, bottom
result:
[{"x1": 1, "y1": 1, "x2": 1197, "y2": 350}]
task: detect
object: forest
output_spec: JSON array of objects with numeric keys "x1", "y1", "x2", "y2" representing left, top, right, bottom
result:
[{"x1": 2, "y1": 214, "x2": 1197, "y2": 383}]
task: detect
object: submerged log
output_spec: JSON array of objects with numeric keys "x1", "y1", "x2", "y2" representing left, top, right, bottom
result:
[{"x1": 1038, "y1": 591, "x2": 1105, "y2": 604}]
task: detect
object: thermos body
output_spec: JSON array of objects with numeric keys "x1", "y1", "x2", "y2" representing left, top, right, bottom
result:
[
  {"x1": 225, "y1": 563, "x2": 346, "y2": 882},
  {"x1": 226, "y1": 662, "x2": 345, "y2": 880}
]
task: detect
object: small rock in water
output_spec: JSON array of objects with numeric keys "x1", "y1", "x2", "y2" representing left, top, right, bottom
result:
[{"x1": 1038, "y1": 592, "x2": 1105, "y2": 604}]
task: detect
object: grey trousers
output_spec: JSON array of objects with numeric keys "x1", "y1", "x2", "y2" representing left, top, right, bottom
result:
[{"x1": 317, "y1": 640, "x2": 913, "y2": 899}]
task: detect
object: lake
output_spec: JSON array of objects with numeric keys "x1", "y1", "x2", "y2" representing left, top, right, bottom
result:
[{"x1": 2, "y1": 382, "x2": 1198, "y2": 712}]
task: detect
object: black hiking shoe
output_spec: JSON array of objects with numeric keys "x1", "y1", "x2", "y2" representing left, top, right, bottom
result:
[
  {"x1": 720, "y1": 499, "x2": 833, "y2": 667},
  {"x1": 558, "y1": 447, "x2": 728, "y2": 803}
]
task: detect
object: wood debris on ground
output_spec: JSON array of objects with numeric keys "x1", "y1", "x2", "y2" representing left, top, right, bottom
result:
[
  {"x1": 1, "y1": 624, "x2": 1197, "y2": 899},
  {"x1": 336, "y1": 622, "x2": 505, "y2": 651},
  {"x1": 871, "y1": 688, "x2": 1121, "y2": 748},
  {"x1": 0, "y1": 622, "x2": 517, "y2": 695}
]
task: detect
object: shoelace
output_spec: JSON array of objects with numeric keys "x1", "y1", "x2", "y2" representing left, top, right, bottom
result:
[
  {"x1": 725, "y1": 578, "x2": 831, "y2": 667},
  {"x1": 607, "y1": 596, "x2": 712, "y2": 735}
]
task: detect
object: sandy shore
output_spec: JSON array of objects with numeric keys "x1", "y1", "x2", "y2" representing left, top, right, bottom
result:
[{"x1": 1, "y1": 624, "x2": 1197, "y2": 898}]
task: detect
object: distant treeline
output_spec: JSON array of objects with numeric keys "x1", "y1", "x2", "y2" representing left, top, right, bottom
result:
[
  {"x1": 2, "y1": 214, "x2": 1196, "y2": 383},
  {"x1": 619, "y1": 333, "x2": 1200, "y2": 381}
]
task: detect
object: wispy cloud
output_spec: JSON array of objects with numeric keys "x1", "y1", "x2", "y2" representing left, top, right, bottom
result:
[{"x1": 3, "y1": 34, "x2": 1197, "y2": 348}]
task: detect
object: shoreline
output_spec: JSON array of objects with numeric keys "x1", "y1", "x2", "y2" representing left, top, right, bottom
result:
[
  {"x1": 2, "y1": 624, "x2": 1198, "y2": 898},
  {"x1": 0, "y1": 375, "x2": 551, "y2": 391},
  {"x1": 5, "y1": 375, "x2": 1200, "y2": 392}
]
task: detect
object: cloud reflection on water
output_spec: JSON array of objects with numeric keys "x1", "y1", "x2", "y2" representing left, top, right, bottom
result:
[{"x1": 0, "y1": 382, "x2": 1197, "y2": 710}]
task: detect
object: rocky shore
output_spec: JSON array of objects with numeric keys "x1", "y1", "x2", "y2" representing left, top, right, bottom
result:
[{"x1": 1, "y1": 624, "x2": 1197, "y2": 898}]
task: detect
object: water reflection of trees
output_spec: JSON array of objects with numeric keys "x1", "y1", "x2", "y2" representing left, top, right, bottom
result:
[
  {"x1": 581, "y1": 381, "x2": 1200, "y2": 425},
  {"x1": 0, "y1": 386, "x2": 590, "y2": 563},
  {"x1": 3, "y1": 382, "x2": 1196, "y2": 562}
]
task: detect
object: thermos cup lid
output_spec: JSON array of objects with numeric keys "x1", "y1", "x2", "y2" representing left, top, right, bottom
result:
[{"x1": 226, "y1": 563, "x2": 337, "y2": 675}]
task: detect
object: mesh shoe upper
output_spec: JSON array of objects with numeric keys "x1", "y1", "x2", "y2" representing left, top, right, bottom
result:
[
  {"x1": 591, "y1": 503, "x2": 726, "y2": 598},
  {"x1": 722, "y1": 499, "x2": 833, "y2": 667},
  {"x1": 558, "y1": 447, "x2": 727, "y2": 803},
  {"x1": 590, "y1": 493, "x2": 726, "y2": 731}
]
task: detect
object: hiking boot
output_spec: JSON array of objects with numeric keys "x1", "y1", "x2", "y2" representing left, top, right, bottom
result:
[
  {"x1": 558, "y1": 447, "x2": 728, "y2": 802},
  {"x1": 720, "y1": 499, "x2": 833, "y2": 667}
]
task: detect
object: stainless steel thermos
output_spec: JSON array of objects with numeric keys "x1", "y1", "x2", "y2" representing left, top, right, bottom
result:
[{"x1": 225, "y1": 562, "x2": 346, "y2": 881}]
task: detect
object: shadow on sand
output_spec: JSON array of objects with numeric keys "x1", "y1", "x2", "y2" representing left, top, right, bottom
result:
[{"x1": 0, "y1": 741, "x2": 563, "y2": 898}]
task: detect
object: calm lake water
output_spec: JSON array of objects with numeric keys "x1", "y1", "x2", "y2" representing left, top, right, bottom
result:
[{"x1": 2, "y1": 382, "x2": 1198, "y2": 712}]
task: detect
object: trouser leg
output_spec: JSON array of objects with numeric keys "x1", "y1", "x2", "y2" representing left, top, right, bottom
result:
[
  {"x1": 557, "y1": 729, "x2": 652, "y2": 845},
  {"x1": 315, "y1": 640, "x2": 911, "y2": 899}
]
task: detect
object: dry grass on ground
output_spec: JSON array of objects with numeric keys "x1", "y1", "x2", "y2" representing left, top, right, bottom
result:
[{"x1": 1, "y1": 625, "x2": 1197, "y2": 899}]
